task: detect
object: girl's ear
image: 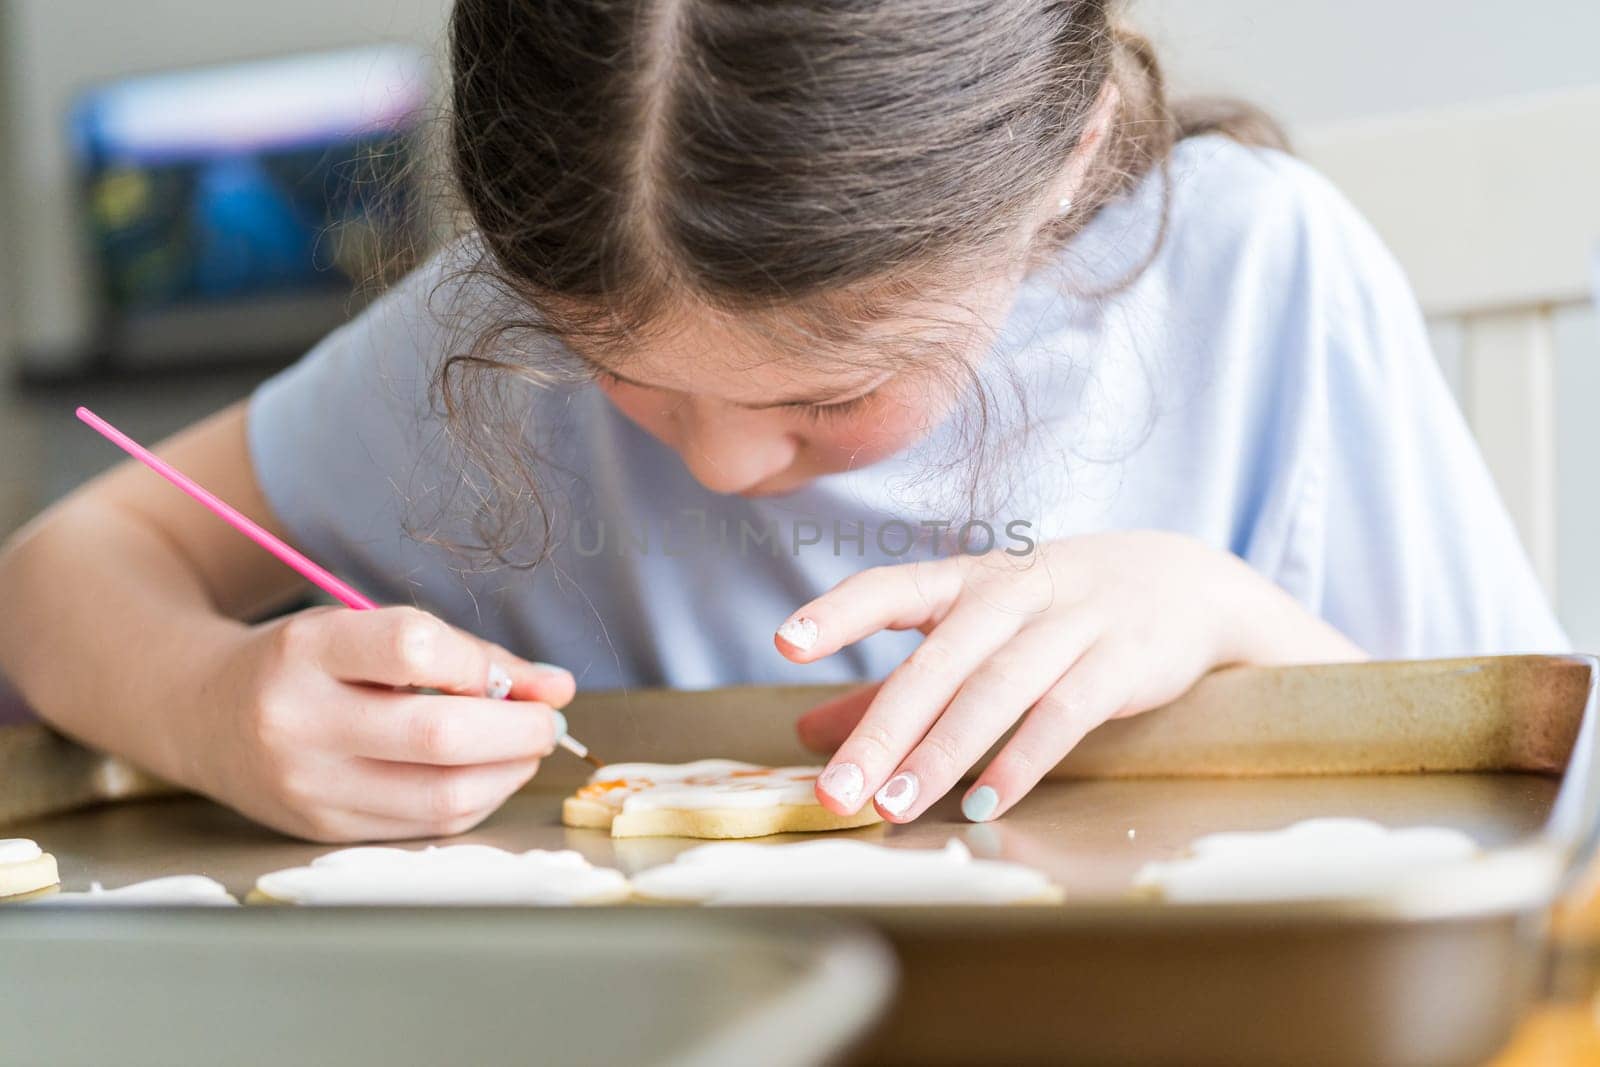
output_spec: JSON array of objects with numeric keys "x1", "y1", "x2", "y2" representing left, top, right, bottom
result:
[
  {"x1": 1037, "y1": 81, "x2": 1122, "y2": 227},
  {"x1": 1066, "y1": 80, "x2": 1121, "y2": 178}
]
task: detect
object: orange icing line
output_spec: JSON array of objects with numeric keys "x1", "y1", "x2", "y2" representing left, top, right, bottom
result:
[{"x1": 577, "y1": 779, "x2": 646, "y2": 800}]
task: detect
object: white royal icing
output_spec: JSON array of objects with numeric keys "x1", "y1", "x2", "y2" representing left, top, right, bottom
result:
[
  {"x1": 582, "y1": 759, "x2": 822, "y2": 812},
  {"x1": 631, "y1": 839, "x2": 1058, "y2": 905},
  {"x1": 1133, "y1": 817, "x2": 1482, "y2": 902},
  {"x1": 42, "y1": 875, "x2": 238, "y2": 907},
  {"x1": 0, "y1": 839, "x2": 42, "y2": 864},
  {"x1": 254, "y1": 844, "x2": 629, "y2": 905}
]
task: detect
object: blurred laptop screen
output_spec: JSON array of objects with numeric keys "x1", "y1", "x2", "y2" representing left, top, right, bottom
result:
[{"x1": 69, "y1": 46, "x2": 430, "y2": 364}]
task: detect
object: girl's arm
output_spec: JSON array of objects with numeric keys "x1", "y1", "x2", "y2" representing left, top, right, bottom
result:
[
  {"x1": 0, "y1": 403, "x2": 293, "y2": 767},
  {"x1": 0, "y1": 402, "x2": 574, "y2": 841}
]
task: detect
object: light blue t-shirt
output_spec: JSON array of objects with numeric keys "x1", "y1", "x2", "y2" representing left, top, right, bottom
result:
[{"x1": 248, "y1": 135, "x2": 1568, "y2": 689}]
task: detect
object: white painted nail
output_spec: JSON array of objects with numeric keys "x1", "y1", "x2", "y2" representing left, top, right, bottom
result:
[
  {"x1": 875, "y1": 772, "x2": 919, "y2": 818},
  {"x1": 817, "y1": 762, "x2": 864, "y2": 809},
  {"x1": 776, "y1": 616, "x2": 819, "y2": 652},
  {"x1": 486, "y1": 663, "x2": 513, "y2": 700}
]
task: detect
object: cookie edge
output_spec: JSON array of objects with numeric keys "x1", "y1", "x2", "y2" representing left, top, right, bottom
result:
[{"x1": 0, "y1": 853, "x2": 60, "y2": 900}]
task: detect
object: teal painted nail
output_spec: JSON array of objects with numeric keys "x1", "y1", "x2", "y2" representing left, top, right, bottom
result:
[
  {"x1": 550, "y1": 710, "x2": 569, "y2": 740},
  {"x1": 961, "y1": 786, "x2": 999, "y2": 823},
  {"x1": 531, "y1": 662, "x2": 567, "y2": 674}
]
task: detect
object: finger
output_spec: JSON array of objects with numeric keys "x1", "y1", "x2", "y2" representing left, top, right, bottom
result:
[
  {"x1": 484, "y1": 643, "x2": 577, "y2": 707},
  {"x1": 316, "y1": 690, "x2": 565, "y2": 766},
  {"x1": 289, "y1": 800, "x2": 521, "y2": 845},
  {"x1": 814, "y1": 602, "x2": 1022, "y2": 816},
  {"x1": 875, "y1": 620, "x2": 1098, "y2": 823},
  {"x1": 314, "y1": 607, "x2": 513, "y2": 697},
  {"x1": 333, "y1": 756, "x2": 542, "y2": 825},
  {"x1": 795, "y1": 682, "x2": 882, "y2": 753},
  {"x1": 965, "y1": 640, "x2": 1133, "y2": 822},
  {"x1": 775, "y1": 560, "x2": 965, "y2": 663},
  {"x1": 289, "y1": 808, "x2": 470, "y2": 845},
  {"x1": 229, "y1": 756, "x2": 488, "y2": 844}
]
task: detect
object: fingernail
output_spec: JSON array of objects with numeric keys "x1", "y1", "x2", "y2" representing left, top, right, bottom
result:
[
  {"x1": 549, "y1": 709, "x2": 568, "y2": 741},
  {"x1": 530, "y1": 661, "x2": 569, "y2": 676},
  {"x1": 776, "y1": 616, "x2": 819, "y2": 652},
  {"x1": 817, "y1": 762, "x2": 864, "y2": 809},
  {"x1": 961, "y1": 785, "x2": 999, "y2": 823},
  {"x1": 486, "y1": 663, "x2": 513, "y2": 700},
  {"x1": 875, "y1": 772, "x2": 919, "y2": 818}
]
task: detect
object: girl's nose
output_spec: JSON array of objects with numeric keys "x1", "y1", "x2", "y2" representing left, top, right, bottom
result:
[{"x1": 677, "y1": 405, "x2": 799, "y2": 495}]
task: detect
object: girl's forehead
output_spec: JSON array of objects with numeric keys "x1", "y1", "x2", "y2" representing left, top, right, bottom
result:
[
  {"x1": 574, "y1": 271, "x2": 1015, "y2": 385},
  {"x1": 591, "y1": 324, "x2": 893, "y2": 406}
]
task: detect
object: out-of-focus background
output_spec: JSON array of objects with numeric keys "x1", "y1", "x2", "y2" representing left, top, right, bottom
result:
[{"x1": 0, "y1": 1, "x2": 1595, "y2": 643}]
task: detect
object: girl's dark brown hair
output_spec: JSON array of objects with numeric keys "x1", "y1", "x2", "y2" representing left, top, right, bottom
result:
[{"x1": 430, "y1": 0, "x2": 1284, "y2": 566}]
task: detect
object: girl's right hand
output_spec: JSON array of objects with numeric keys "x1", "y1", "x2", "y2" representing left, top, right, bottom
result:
[{"x1": 186, "y1": 605, "x2": 574, "y2": 842}]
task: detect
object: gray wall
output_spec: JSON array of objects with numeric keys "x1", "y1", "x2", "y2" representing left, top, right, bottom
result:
[{"x1": 1142, "y1": 0, "x2": 1600, "y2": 126}]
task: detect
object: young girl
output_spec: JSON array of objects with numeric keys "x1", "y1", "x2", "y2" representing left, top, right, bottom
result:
[{"x1": 0, "y1": 1, "x2": 1565, "y2": 842}]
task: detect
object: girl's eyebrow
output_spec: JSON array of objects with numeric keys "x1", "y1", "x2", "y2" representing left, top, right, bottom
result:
[{"x1": 592, "y1": 360, "x2": 890, "y2": 409}]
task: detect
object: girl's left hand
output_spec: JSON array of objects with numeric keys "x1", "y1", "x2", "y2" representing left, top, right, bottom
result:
[{"x1": 776, "y1": 531, "x2": 1364, "y2": 824}]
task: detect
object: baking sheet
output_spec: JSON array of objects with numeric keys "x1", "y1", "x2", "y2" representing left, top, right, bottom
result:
[
  {"x1": 2, "y1": 769, "x2": 1570, "y2": 1067},
  {"x1": 8, "y1": 773, "x2": 1564, "y2": 903},
  {"x1": 7, "y1": 655, "x2": 1584, "y2": 904},
  {"x1": 4, "y1": 655, "x2": 1597, "y2": 1065}
]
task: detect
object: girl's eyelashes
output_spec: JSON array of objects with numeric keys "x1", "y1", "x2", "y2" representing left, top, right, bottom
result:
[
  {"x1": 790, "y1": 390, "x2": 878, "y2": 422},
  {"x1": 596, "y1": 361, "x2": 880, "y2": 421}
]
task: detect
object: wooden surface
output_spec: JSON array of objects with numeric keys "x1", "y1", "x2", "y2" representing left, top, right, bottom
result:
[
  {"x1": 1491, "y1": 1004, "x2": 1600, "y2": 1067},
  {"x1": 1486, "y1": 861, "x2": 1600, "y2": 1066},
  {"x1": 1490, "y1": 879, "x2": 1600, "y2": 1066}
]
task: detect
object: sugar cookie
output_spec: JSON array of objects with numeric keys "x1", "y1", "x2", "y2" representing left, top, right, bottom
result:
[
  {"x1": 40, "y1": 875, "x2": 238, "y2": 907},
  {"x1": 1133, "y1": 817, "x2": 1481, "y2": 902},
  {"x1": 563, "y1": 759, "x2": 882, "y2": 839},
  {"x1": 0, "y1": 838, "x2": 60, "y2": 900},
  {"x1": 250, "y1": 844, "x2": 629, "y2": 905},
  {"x1": 631, "y1": 839, "x2": 1062, "y2": 904}
]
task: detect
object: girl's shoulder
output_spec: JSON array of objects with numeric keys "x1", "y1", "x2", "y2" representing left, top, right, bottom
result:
[
  {"x1": 1063, "y1": 133, "x2": 1387, "y2": 308},
  {"x1": 1158, "y1": 134, "x2": 1401, "y2": 304},
  {"x1": 1165, "y1": 133, "x2": 1338, "y2": 224},
  {"x1": 1060, "y1": 132, "x2": 1415, "y2": 367}
]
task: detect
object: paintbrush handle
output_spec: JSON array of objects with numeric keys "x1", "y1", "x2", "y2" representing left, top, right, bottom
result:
[{"x1": 76, "y1": 406, "x2": 377, "y2": 609}]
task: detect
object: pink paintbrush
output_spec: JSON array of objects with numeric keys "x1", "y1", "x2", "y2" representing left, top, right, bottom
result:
[{"x1": 76, "y1": 405, "x2": 600, "y2": 768}]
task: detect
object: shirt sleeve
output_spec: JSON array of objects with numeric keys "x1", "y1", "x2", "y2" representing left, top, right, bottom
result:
[{"x1": 1290, "y1": 174, "x2": 1568, "y2": 657}]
